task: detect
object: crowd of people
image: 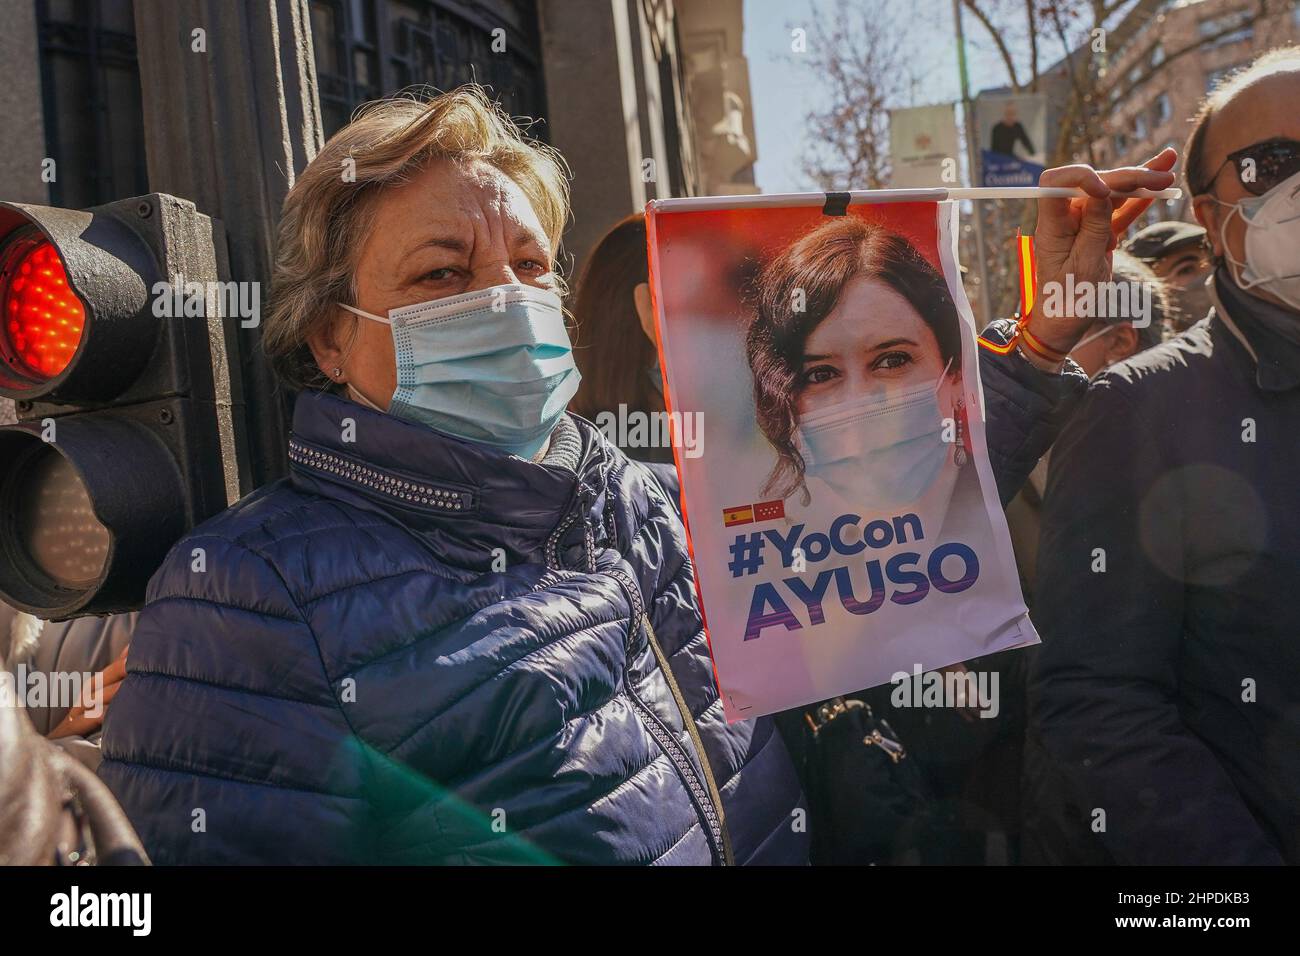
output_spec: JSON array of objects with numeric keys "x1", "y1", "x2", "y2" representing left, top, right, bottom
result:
[{"x1": 2, "y1": 43, "x2": 1298, "y2": 866}]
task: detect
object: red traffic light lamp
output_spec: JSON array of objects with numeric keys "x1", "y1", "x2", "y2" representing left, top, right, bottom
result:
[
  {"x1": 0, "y1": 202, "x2": 164, "y2": 405},
  {"x1": 0, "y1": 195, "x2": 233, "y2": 619},
  {"x1": 1, "y1": 238, "x2": 86, "y2": 380}
]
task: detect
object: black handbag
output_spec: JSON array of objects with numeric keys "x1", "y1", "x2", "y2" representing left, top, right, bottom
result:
[{"x1": 789, "y1": 696, "x2": 929, "y2": 865}]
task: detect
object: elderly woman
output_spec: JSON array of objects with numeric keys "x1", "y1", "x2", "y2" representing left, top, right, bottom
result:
[
  {"x1": 98, "y1": 88, "x2": 801, "y2": 865},
  {"x1": 97, "y1": 83, "x2": 1174, "y2": 865}
]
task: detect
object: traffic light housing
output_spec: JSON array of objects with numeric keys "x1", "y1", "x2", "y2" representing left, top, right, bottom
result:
[{"x1": 0, "y1": 194, "x2": 236, "y2": 619}]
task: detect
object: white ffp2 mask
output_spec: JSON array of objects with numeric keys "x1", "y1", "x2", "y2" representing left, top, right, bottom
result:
[{"x1": 1213, "y1": 168, "x2": 1300, "y2": 312}]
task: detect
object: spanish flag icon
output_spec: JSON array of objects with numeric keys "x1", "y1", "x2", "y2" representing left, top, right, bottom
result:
[{"x1": 723, "y1": 504, "x2": 755, "y2": 527}]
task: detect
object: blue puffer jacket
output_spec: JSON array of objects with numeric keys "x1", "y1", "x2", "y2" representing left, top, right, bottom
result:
[{"x1": 99, "y1": 391, "x2": 807, "y2": 865}]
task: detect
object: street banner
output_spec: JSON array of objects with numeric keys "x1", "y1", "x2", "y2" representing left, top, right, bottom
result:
[
  {"x1": 975, "y1": 92, "x2": 1047, "y2": 187},
  {"x1": 888, "y1": 104, "x2": 960, "y2": 188},
  {"x1": 645, "y1": 194, "x2": 1038, "y2": 721}
]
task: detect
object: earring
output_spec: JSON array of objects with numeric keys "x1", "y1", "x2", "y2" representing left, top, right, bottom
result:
[
  {"x1": 332, "y1": 367, "x2": 342, "y2": 378},
  {"x1": 953, "y1": 399, "x2": 968, "y2": 468}
]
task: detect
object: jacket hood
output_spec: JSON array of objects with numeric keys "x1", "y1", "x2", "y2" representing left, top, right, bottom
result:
[{"x1": 287, "y1": 391, "x2": 614, "y2": 571}]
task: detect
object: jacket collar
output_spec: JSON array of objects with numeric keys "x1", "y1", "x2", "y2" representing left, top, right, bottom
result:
[
  {"x1": 1211, "y1": 270, "x2": 1300, "y2": 392},
  {"x1": 287, "y1": 391, "x2": 610, "y2": 569}
]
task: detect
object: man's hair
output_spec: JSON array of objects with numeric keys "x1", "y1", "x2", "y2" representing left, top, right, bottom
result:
[
  {"x1": 264, "y1": 85, "x2": 570, "y2": 392},
  {"x1": 1184, "y1": 45, "x2": 1300, "y2": 196}
]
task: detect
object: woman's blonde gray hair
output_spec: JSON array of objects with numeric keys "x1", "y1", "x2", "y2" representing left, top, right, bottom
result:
[{"x1": 264, "y1": 85, "x2": 571, "y2": 392}]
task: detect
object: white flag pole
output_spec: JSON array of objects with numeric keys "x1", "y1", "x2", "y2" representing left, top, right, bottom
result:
[
  {"x1": 947, "y1": 186, "x2": 1182, "y2": 200},
  {"x1": 645, "y1": 186, "x2": 1182, "y2": 215}
]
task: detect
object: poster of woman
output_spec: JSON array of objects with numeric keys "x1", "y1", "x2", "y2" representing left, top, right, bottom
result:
[{"x1": 646, "y1": 195, "x2": 1036, "y2": 721}]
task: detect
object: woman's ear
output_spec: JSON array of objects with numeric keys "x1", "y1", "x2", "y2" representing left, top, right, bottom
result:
[
  {"x1": 633, "y1": 282, "x2": 656, "y2": 343},
  {"x1": 1106, "y1": 324, "x2": 1139, "y2": 366},
  {"x1": 305, "y1": 309, "x2": 352, "y2": 383},
  {"x1": 941, "y1": 357, "x2": 962, "y2": 389}
]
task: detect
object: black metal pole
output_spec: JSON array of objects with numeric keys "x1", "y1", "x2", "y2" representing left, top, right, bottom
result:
[{"x1": 132, "y1": 0, "x2": 324, "y2": 491}]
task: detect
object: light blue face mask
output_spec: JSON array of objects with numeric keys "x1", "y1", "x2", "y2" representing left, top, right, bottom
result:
[
  {"x1": 797, "y1": 371, "x2": 952, "y2": 509},
  {"x1": 339, "y1": 284, "x2": 581, "y2": 459}
]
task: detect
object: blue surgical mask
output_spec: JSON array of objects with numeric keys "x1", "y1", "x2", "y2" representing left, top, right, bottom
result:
[
  {"x1": 340, "y1": 284, "x2": 581, "y2": 459},
  {"x1": 798, "y1": 372, "x2": 952, "y2": 509}
]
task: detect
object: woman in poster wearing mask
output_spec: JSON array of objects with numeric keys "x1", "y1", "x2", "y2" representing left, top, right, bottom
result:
[
  {"x1": 742, "y1": 187, "x2": 1178, "y2": 864},
  {"x1": 746, "y1": 217, "x2": 974, "y2": 535}
]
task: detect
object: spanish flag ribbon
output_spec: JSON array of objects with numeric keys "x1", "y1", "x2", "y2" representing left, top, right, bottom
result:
[
  {"x1": 1017, "y1": 230, "x2": 1036, "y2": 320},
  {"x1": 977, "y1": 231, "x2": 1036, "y2": 355}
]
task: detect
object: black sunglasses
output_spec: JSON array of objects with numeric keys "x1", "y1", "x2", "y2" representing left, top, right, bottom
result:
[{"x1": 1196, "y1": 138, "x2": 1300, "y2": 197}]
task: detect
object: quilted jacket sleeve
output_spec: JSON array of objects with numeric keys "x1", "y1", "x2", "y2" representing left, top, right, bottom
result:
[
  {"x1": 98, "y1": 533, "x2": 373, "y2": 865},
  {"x1": 978, "y1": 318, "x2": 1090, "y2": 507}
]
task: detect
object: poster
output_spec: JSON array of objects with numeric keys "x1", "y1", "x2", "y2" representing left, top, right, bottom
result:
[
  {"x1": 646, "y1": 195, "x2": 1037, "y2": 721},
  {"x1": 975, "y1": 92, "x2": 1047, "y2": 187},
  {"x1": 888, "y1": 104, "x2": 960, "y2": 188}
]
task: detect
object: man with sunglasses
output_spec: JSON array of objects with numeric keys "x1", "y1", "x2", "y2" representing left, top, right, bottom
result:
[{"x1": 1030, "y1": 47, "x2": 1300, "y2": 865}]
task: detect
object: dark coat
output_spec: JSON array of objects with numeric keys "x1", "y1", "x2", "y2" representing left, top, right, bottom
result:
[{"x1": 1030, "y1": 275, "x2": 1300, "y2": 865}]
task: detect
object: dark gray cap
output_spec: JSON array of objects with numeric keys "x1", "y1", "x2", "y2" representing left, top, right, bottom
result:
[{"x1": 1123, "y1": 221, "x2": 1207, "y2": 261}]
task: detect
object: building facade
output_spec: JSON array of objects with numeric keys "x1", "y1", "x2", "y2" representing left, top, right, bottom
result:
[
  {"x1": 0, "y1": 0, "x2": 758, "y2": 276},
  {"x1": 1086, "y1": 0, "x2": 1300, "y2": 224}
]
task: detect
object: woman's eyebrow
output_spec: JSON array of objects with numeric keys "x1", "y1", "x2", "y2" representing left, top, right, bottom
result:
[
  {"x1": 868, "y1": 337, "x2": 919, "y2": 351},
  {"x1": 511, "y1": 226, "x2": 551, "y2": 255},
  {"x1": 803, "y1": 337, "x2": 920, "y2": 363},
  {"x1": 415, "y1": 235, "x2": 471, "y2": 253}
]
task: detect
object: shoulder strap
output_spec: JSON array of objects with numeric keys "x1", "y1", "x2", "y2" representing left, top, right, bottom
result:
[{"x1": 642, "y1": 612, "x2": 736, "y2": 867}]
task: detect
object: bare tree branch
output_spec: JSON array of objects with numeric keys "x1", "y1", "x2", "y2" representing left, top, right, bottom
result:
[
  {"x1": 1026, "y1": 0, "x2": 1040, "y2": 90},
  {"x1": 1101, "y1": 0, "x2": 1277, "y2": 107},
  {"x1": 963, "y1": 0, "x2": 1024, "y2": 91},
  {"x1": 794, "y1": 0, "x2": 910, "y2": 189}
]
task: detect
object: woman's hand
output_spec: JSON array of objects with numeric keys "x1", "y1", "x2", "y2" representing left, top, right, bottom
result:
[
  {"x1": 47, "y1": 644, "x2": 128, "y2": 740},
  {"x1": 1028, "y1": 147, "x2": 1178, "y2": 358}
]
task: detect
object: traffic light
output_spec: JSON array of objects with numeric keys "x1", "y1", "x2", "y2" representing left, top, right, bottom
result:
[{"x1": 0, "y1": 194, "x2": 237, "y2": 619}]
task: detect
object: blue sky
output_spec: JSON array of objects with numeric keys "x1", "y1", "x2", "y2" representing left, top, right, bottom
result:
[{"x1": 742, "y1": 0, "x2": 1048, "y2": 192}]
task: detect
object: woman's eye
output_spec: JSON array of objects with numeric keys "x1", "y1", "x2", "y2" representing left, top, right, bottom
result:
[
  {"x1": 518, "y1": 259, "x2": 549, "y2": 275},
  {"x1": 872, "y1": 351, "x2": 913, "y2": 371},
  {"x1": 423, "y1": 267, "x2": 459, "y2": 282},
  {"x1": 802, "y1": 365, "x2": 839, "y2": 386}
]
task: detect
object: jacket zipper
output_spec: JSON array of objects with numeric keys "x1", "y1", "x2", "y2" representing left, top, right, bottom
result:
[
  {"x1": 536, "y1": 556, "x2": 727, "y2": 863},
  {"x1": 542, "y1": 451, "x2": 729, "y2": 864},
  {"x1": 605, "y1": 566, "x2": 729, "y2": 865}
]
